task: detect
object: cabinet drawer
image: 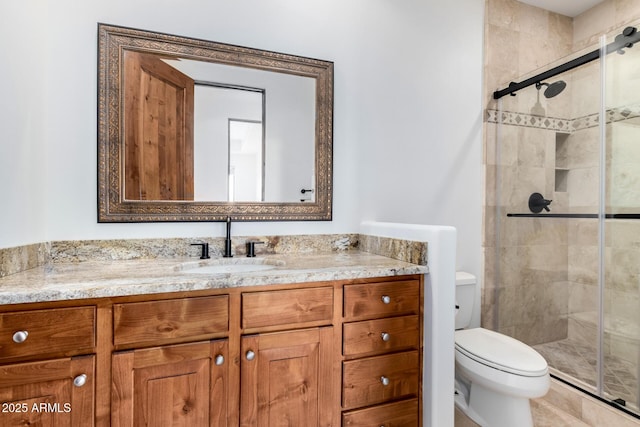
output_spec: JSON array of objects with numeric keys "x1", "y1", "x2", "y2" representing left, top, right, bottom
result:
[
  {"x1": 343, "y1": 315, "x2": 419, "y2": 356},
  {"x1": 343, "y1": 280, "x2": 419, "y2": 320},
  {"x1": 0, "y1": 355, "x2": 95, "y2": 425},
  {"x1": 0, "y1": 307, "x2": 95, "y2": 362},
  {"x1": 342, "y1": 350, "x2": 419, "y2": 409},
  {"x1": 242, "y1": 287, "x2": 333, "y2": 329},
  {"x1": 114, "y1": 296, "x2": 228, "y2": 347},
  {"x1": 342, "y1": 398, "x2": 419, "y2": 426}
]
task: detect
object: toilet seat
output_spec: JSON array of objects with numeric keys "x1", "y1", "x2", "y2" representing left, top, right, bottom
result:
[{"x1": 455, "y1": 328, "x2": 548, "y2": 377}]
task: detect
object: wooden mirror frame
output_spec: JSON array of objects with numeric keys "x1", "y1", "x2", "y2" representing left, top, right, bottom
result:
[{"x1": 97, "y1": 23, "x2": 333, "y2": 222}]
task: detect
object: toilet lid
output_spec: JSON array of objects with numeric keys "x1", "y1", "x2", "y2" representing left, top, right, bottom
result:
[{"x1": 455, "y1": 328, "x2": 548, "y2": 377}]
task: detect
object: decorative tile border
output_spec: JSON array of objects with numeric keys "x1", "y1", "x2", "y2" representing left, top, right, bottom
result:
[
  {"x1": 486, "y1": 109, "x2": 572, "y2": 132},
  {"x1": 487, "y1": 102, "x2": 640, "y2": 133},
  {"x1": 606, "y1": 103, "x2": 640, "y2": 125}
]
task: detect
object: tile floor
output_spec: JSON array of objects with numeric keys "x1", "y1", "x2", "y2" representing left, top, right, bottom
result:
[
  {"x1": 534, "y1": 338, "x2": 639, "y2": 412},
  {"x1": 455, "y1": 382, "x2": 640, "y2": 427}
]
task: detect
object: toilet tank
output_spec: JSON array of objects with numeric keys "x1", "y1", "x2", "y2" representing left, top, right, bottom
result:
[{"x1": 455, "y1": 271, "x2": 476, "y2": 330}]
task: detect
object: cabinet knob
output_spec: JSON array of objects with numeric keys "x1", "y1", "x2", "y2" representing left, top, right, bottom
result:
[
  {"x1": 12, "y1": 330, "x2": 28, "y2": 343},
  {"x1": 73, "y1": 374, "x2": 87, "y2": 387},
  {"x1": 381, "y1": 295, "x2": 391, "y2": 304},
  {"x1": 246, "y1": 350, "x2": 255, "y2": 361},
  {"x1": 381, "y1": 332, "x2": 391, "y2": 342},
  {"x1": 380, "y1": 376, "x2": 390, "y2": 386},
  {"x1": 215, "y1": 355, "x2": 224, "y2": 366}
]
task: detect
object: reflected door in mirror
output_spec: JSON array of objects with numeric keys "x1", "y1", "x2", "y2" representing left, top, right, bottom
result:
[{"x1": 124, "y1": 51, "x2": 195, "y2": 201}]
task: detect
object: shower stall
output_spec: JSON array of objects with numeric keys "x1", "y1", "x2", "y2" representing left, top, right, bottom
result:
[{"x1": 489, "y1": 23, "x2": 640, "y2": 417}]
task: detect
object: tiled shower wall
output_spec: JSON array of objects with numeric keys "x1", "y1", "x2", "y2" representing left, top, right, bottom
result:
[{"x1": 483, "y1": 0, "x2": 640, "y2": 349}]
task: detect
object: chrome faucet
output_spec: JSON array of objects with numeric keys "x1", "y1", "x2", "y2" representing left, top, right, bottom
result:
[{"x1": 223, "y1": 216, "x2": 233, "y2": 257}]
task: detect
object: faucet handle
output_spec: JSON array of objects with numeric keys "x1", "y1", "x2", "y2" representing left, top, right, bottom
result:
[
  {"x1": 191, "y1": 243, "x2": 210, "y2": 259},
  {"x1": 528, "y1": 192, "x2": 553, "y2": 214},
  {"x1": 246, "y1": 241, "x2": 265, "y2": 257}
]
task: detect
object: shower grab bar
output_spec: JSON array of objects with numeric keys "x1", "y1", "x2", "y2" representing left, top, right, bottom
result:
[{"x1": 493, "y1": 26, "x2": 640, "y2": 99}]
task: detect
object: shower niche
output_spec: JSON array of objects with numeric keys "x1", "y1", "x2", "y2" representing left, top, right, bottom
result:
[{"x1": 554, "y1": 132, "x2": 569, "y2": 193}]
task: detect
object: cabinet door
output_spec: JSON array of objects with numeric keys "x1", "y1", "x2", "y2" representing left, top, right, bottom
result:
[
  {"x1": 240, "y1": 327, "x2": 333, "y2": 427},
  {"x1": 112, "y1": 340, "x2": 228, "y2": 427},
  {"x1": 0, "y1": 355, "x2": 95, "y2": 427}
]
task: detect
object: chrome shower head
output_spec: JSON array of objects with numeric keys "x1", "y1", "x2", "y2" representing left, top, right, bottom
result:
[{"x1": 535, "y1": 80, "x2": 566, "y2": 98}]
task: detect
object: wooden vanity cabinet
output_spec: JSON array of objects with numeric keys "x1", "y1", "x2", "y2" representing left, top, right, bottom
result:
[
  {"x1": 112, "y1": 296, "x2": 229, "y2": 348},
  {"x1": 0, "y1": 274, "x2": 422, "y2": 427},
  {"x1": 0, "y1": 355, "x2": 95, "y2": 427},
  {"x1": 240, "y1": 328, "x2": 333, "y2": 426},
  {"x1": 0, "y1": 306, "x2": 96, "y2": 364},
  {"x1": 111, "y1": 296, "x2": 230, "y2": 427},
  {"x1": 341, "y1": 278, "x2": 422, "y2": 425},
  {"x1": 111, "y1": 340, "x2": 229, "y2": 427},
  {"x1": 0, "y1": 306, "x2": 97, "y2": 427},
  {"x1": 239, "y1": 286, "x2": 335, "y2": 426}
]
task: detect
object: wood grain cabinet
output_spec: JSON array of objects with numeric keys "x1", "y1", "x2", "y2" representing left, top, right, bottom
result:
[
  {"x1": 240, "y1": 328, "x2": 333, "y2": 426},
  {"x1": 241, "y1": 287, "x2": 333, "y2": 331},
  {"x1": 0, "y1": 274, "x2": 422, "y2": 427},
  {"x1": 341, "y1": 279, "x2": 422, "y2": 425},
  {"x1": 0, "y1": 355, "x2": 95, "y2": 427},
  {"x1": 0, "y1": 306, "x2": 96, "y2": 364},
  {"x1": 0, "y1": 307, "x2": 96, "y2": 427},
  {"x1": 111, "y1": 340, "x2": 228, "y2": 427},
  {"x1": 111, "y1": 296, "x2": 230, "y2": 426},
  {"x1": 113, "y1": 296, "x2": 229, "y2": 348}
]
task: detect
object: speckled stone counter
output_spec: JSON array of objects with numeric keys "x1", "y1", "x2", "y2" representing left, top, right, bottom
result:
[{"x1": 0, "y1": 251, "x2": 428, "y2": 305}]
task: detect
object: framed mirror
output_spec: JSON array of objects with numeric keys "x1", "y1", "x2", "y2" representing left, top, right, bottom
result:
[{"x1": 98, "y1": 23, "x2": 333, "y2": 222}]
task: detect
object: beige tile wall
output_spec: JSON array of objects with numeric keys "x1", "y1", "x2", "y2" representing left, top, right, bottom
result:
[
  {"x1": 481, "y1": 2, "x2": 640, "y2": 422},
  {"x1": 483, "y1": 0, "x2": 574, "y2": 342},
  {"x1": 483, "y1": 0, "x2": 640, "y2": 345}
]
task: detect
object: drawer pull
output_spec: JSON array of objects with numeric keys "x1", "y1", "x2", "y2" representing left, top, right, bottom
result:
[
  {"x1": 246, "y1": 350, "x2": 255, "y2": 361},
  {"x1": 381, "y1": 295, "x2": 391, "y2": 304},
  {"x1": 380, "y1": 376, "x2": 390, "y2": 386},
  {"x1": 215, "y1": 354, "x2": 225, "y2": 366},
  {"x1": 381, "y1": 332, "x2": 391, "y2": 342},
  {"x1": 73, "y1": 374, "x2": 87, "y2": 387},
  {"x1": 12, "y1": 331, "x2": 28, "y2": 343}
]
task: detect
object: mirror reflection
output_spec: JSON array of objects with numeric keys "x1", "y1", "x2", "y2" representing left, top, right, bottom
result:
[
  {"x1": 98, "y1": 23, "x2": 333, "y2": 222},
  {"x1": 124, "y1": 54, "x2": 316, "y2": 203}
]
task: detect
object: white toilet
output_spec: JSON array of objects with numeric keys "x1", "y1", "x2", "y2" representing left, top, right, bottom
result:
[{"x1": 454, "y1": 272, "x2": 550, "y2": 427}]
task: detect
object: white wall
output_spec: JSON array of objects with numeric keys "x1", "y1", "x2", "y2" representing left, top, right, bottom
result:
[
  {"x1": 1, "y1": 0, "x2": 484, "y2": 276},
  {"x1": 353, "y1": 2, "x2": 485, "y2": 274},
  {"x1": 0, "y1": 1, "x2": 49, "y2": 248}
]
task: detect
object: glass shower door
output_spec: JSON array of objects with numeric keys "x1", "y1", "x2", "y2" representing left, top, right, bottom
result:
[
  {"x1": 602, "y1": 26, "x2": 640, "y2": 412},
  {"x1": 491, "y1": 21, "x2": 640, "y2": 418}
]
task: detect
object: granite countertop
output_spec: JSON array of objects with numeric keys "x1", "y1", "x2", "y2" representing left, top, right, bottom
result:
[{"x1": 0, "y1": 251, "x2": 428, "y2": 305}]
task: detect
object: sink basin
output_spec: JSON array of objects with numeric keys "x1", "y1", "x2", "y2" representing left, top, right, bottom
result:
[
  {"x1": 177, "y1": 258, "x2": 284, "y2": 274},
  {"x1": 186, "y1": 264, "x2": 277, "y2": 274}
]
